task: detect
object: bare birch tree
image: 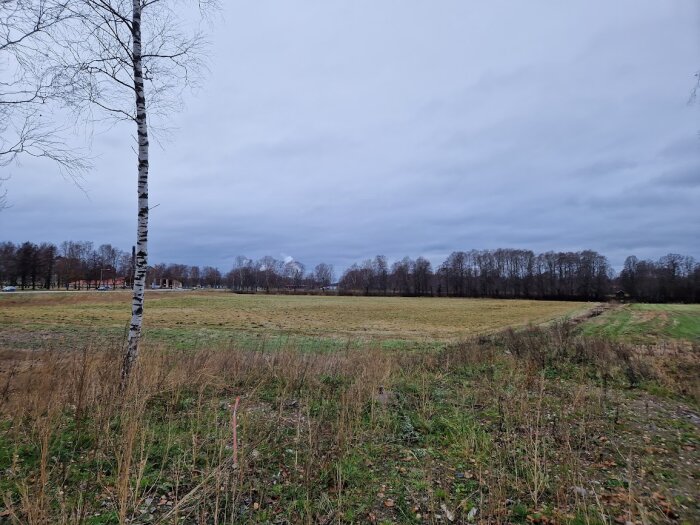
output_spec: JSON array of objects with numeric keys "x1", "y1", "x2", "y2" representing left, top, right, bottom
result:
[{"x1": 47, "y1": 0, "x2": 212, "y2": 385}]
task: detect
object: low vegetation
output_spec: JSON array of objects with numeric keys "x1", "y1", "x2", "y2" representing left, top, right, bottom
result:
[
  {"x1": 0, "y1": 298, "x2": 698, "y2": 524},
  {"x1": 582, "y1": 304, "x2": 700, "y2": 345},
  {"x1": 0, "y1": 292, "x2": 588, "y2": 351}
]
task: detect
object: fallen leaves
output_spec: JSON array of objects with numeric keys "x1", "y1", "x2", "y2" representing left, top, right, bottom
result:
[{"x1": 440, "y1": 503, "x2": 454, "y2": 522}]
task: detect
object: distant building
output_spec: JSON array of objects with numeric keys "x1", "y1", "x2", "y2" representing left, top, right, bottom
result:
[
  {"x1": 153, "y1": 278, "x2": 182, "y2": 289},
  {"x1": 68, "y1": 277, "x2": 128, "y2": 289}
]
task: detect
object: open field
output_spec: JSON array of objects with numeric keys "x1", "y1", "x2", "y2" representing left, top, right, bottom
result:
[
  {"x1": 0, "y1": 291, "x2": 590, "y2": 351},
  {"x1": 582, "y1": 304, "x2": 700, "y2": 345},
  {"x1": 0, "y1": 296, "x2": 698, "y2": 524}
]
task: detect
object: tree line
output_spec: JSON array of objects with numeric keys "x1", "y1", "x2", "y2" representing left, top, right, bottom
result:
[
  {"x1": 0, "y1": 242, "x2": 334, "y2": 292},
  {"x1": 1, "y1": 241, "x2": 698, "y2": 302},
  {"x1": 1, "y1": 241, "x2": 133, "y2": 290},
  {"x1": 339, "y1": 250, "x2": 699, "y2": 302}
]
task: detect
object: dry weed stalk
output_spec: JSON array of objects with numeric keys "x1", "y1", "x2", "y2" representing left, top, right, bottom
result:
[{"x1": 0, "y1": 321, "x2": 695, "y2": 523}]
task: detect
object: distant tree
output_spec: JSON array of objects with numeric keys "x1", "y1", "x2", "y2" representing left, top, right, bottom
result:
[
  {"x1": 372, "y1": 255, "x2": 389, "y2": 295},
  {"x1": 116, "y1": 251, "x2": 133, "y2": 288},
  {"x1": 413, "y1": 256, "x2": 432, "y2": 295},
  {"x1": 15, "y1": 241, "x2": 35, "y2": 289},
  {"x1": 444, "y1": 251, "x2": 467, "y2": 296},
  {"x1": 657, "y1": 253, "x2": 694, "y2": 302},
  {"x1": 620, "y1": 255, "x2": 639, "y2": 297},
  {"x1": 313, "y1": 263, "x2": 334, "y2": 289},
  {"x1": 258, "y1": 256, "x2": 281, "y2": 292},
  {"x1": 38, "y1": 242, "x2": 56, "y2": 289},
  {"x1": 535, "y1": 251, "x2": 557, "y2": 298},
  {"x1": 231, "y1": 256, "x2": 255, "y2": 291},
  {"x1": 358, "y1": 259, "x2": 375, "y2": 295},
  {"x1": 57, "y1": 240, "x2": 91, "y2": 289},
  {"x1": 202, "y1": 266, "x2": 222, "y2": 288},
  {"x1": 391, "y1": 257, "x2": 413, "y2": 295},
  {"x1": 339, "y1": 264, "x2": 362, "y2": 293},
  {"x1": 97, "y1": 244, "x2": 120, "y2": 286},
  {"x1": 0, "y1": 242, "x2": 17, "y2": 285},
  {"x1": 189, "y1": 266, "x2": 201, "y2": 288},
  {"x1": 284, "y1": 260, "x2": 306, "y2": 290},
  {"x1": 164, "y1": 264, "x2": 189, "y2": 288},
  {"x1": 435, "y1": 263, "x2": 448, "y2": 296},
  {"x1": 575, "y1": 250, "x2": 610, "y2": 300}
]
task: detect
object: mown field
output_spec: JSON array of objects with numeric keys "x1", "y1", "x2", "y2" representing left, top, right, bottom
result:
[
  {"x1": 0, "y1": 294, "x2": 698, "y2": 525},
  {"x1": 0, "y1": 291, "x2": 589, "y2": 351},
  {"x1": 582, "y1": 303, "x2": 700, "y2": 344}
]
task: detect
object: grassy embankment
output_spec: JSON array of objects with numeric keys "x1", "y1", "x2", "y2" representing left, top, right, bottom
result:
[{"x1": 0, "y1": 293, "x2": 698, "y2": 524}]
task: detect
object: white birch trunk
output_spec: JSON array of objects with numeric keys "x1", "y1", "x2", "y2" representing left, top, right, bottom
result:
[{"x1": 121, "y1": 0, "x2": 148, "y2": 387}]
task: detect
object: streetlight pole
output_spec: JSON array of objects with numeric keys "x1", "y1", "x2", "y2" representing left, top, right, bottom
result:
[{"x1": 100, "y1": 268, "x2": 111, "y2": 288}]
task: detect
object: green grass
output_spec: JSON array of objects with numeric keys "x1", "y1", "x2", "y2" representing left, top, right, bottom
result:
[{"x1": 581, "y1": 303, "x2": 700, "y2": 344}]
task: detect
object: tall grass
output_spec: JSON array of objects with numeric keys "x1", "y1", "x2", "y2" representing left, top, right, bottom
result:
[{"x1": 0, "y1": 322, "x2": 697, "y2": 524}]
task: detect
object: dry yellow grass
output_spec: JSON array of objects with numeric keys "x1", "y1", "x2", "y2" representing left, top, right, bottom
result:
[
  {"x1": 0, "y1": 290, "x2": 590, "y2": 342},
  {"x1": 1, "y1": 318, "x2": 696, "y2": 524}
]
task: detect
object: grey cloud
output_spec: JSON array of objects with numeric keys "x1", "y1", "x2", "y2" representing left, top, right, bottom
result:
[
  {"x1": 573, "y1": 159, "x2": 639, "y2": 178},
  {"x1": 1, "y1": 0, "x2": 699, "y2": 273},
  {"x1": 651, "y1": 164, "x2": 700, "y2": 188},
  {"x1": 656, "y1": 136, "x2": 700, "y2": 160}
]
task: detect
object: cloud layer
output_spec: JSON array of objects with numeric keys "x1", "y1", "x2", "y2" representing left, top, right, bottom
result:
[{"x1": 2, "y1": 0, "x2": 699, "y2": 271}]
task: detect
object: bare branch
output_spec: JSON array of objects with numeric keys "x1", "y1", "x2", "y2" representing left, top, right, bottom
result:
[
  {"x1": 1, "y1": 0, "x2": 91, "y2": 181},
  {"x1": 690, "y1": 70, "x2": 700, "y2": 105}
]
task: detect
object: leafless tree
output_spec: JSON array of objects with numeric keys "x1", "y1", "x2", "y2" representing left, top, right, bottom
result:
[
  {"x1": 1, "y1": 0, "x2": 88, "y2": 200},
  {"x1": 413, "y1": 256, "x2": 432, "y2": 295},
  {"x1": 258, "y1": 256, "x2": 281, "y2": 292},
  {"x1": 284, "y1": 259, "x2": 305, "y2": 290},
  {"x1": 43, "y1": 0, "x2": 213, "y2": 385},
  {"x1": 372, "y1": 255, "x2": 388, "y2": 294},
  {"x1": 231, "y1": 255, "x2": 254, "y2": 291},
  {"x1": 202, "y1": 266, "x2": 222, "y2": 288},
  {"x1": 313, "y1": 262, "x2": 334, "y2": 289}
]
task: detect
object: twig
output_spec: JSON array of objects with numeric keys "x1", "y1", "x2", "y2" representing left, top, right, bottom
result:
[{"x1": 231, "y1": 396, "x2": 240, "y2": 467}]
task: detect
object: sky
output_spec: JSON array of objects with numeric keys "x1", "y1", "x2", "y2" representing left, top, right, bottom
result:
[{"x1": 1, "y1": 0, "x2": 699, "y2": 273}]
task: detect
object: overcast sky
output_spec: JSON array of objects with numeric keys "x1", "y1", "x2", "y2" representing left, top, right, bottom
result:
[{"x1": 2, "y1": 0, "x2": 699, "y2": 272}]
